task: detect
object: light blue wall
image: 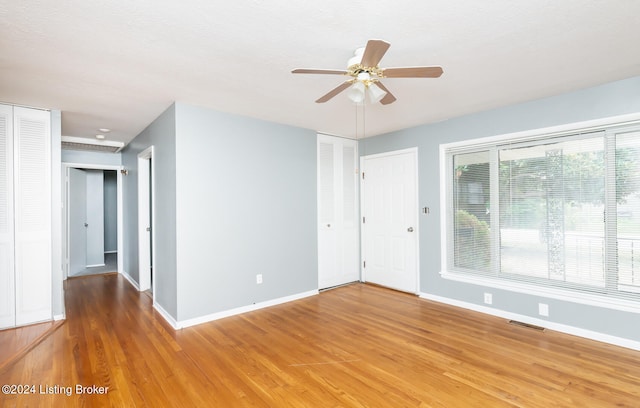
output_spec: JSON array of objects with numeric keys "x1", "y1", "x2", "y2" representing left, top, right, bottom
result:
[
  {"x1": 122, "y1": 103, "x2": 177, "y2": 318},
  {"x1": 104, "y1": 170, "x2": 117, "y2": 252},
  {"x1": 121, "y1": 102, "x2": 317, "y2": 323},
  {"x1": 360, "y1": 75, "x2": 640, "y2": 342},
  {"x1": 174, "y1": 103, "x2": 317, "y2": 321}
]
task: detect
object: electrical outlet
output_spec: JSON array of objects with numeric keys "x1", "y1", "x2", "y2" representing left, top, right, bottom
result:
[
  {"x1": 256, "y1": 274, "x2": 263, "y2": 284},
  {"x1": 539, "y1": 303, "x2": 549, "y2": 317},
  {"x1": 483, "y1": 293, "x2": 493, "y2": 305}
]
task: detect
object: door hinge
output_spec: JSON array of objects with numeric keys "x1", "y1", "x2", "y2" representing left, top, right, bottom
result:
[
  {"x1": 362, "y1": 216, "x2": 365, "y2": 224},
  {"x1": 362, "y1": 172, "x2": 365, "y2": 180},
  {"x1": 363, "y1": 260, "x2": 366, "y2": 268}
]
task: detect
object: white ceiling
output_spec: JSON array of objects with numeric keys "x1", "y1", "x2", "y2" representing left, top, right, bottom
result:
[{"x1": 2, "y1": 1, "x2": 640, "y2": 146}]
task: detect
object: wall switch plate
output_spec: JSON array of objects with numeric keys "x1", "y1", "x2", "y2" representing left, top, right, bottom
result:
[
  {"x1": 539, "y1": 303, "x2": 549, "y2": 316},
  {"x1": 483, "y1": 293, "x2": 493, "y2": 305},
  {"x1": 256, "y1": 274, "x2": 263, "y2": 284}
]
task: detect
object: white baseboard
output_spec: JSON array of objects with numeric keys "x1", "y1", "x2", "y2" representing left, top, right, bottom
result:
[
  {"x1": 119, "y1": 270, "x2": 140, "y2": 291},
  {"x1": 117, "y1": 269, "x2": 179, "y2": 329},
  {"x1": 420, "y1": 292, "x2": 640, "y2": 352},
  {"x1": 53, "y1": 314, "x2": 65, "y2": 321},
  {"x1": 153, "y1": 302, "x2": 180, "y2": 330},
  {"x1": 175, "y1": 290, "x2": 319, "y2": 329}
]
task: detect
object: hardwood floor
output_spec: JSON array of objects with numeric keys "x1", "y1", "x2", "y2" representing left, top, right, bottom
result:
[
  {"x1": 0, "y1": 320, "x2": 64, "y2": 372},
  {"x1": 1, "y1": 273, "x2": 639, "y2": 407}
]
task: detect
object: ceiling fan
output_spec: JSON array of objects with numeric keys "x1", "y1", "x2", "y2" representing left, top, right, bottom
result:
[{"x1": 292, "y1": 39, "x2": 443, "y2": 105}]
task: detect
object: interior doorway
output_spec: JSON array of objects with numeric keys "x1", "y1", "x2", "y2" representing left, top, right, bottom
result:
[
  {"x1": 137, "y1": 146, "x2": 155, "y2": 294},
  {"x1": 63, "y1": 164, "x2": 123, "y2": 279}
]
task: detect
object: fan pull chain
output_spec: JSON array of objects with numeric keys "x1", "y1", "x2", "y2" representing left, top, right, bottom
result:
[{"x1": 354, "y1": 101, "x2": 366, "y2": 141}]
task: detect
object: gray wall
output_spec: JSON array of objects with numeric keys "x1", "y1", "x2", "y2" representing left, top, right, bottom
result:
[
  {"x1": 104, "y1": 170, "x2": 117, "y2": 252},
  {"x1": 121, "y1": 102, "x2": 317, "y2": 323},
  {"x1": 174, "y1": 103, "x2": 317, "y2": 321},
  {"x1": 360, "y1": 75, "x2": 640, "y2": 342},
  {"x1": 122, "y1": 103, "x2": 178, "y2": 318}
]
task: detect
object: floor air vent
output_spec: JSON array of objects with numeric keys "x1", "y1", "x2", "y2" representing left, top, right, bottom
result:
[{"x1": 508, "y1": 320, "x2": 546, "y2": 331}]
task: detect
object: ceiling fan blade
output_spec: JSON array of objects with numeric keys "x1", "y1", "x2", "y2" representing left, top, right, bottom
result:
[
  {"x1": 292, "y1": 68, "x2": 348, "y2": 75},
  {"x1": 373, "y1": 82, "x2": 397, "y2": 105},
  {"x1": 315, "y1": 81, "x2": 353, "y2": 103},
  {"x1": 360, "y1": 39, "x2": 391, "y2": 67},
  {"x1": 382, "y1": 66, "x2": 444, "y2": 78}
]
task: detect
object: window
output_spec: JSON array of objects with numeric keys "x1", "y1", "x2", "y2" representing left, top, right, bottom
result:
[
  {"x1": 442, "y1": 121, "x2": 640, "y2": 308},
  {"x1": 616, "y1": 130, "x2": 640, "y2": 293}
]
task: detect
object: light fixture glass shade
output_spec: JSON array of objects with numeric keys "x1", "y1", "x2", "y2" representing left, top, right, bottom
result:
[
  {"x1": 356, "y1": 72, "x2": 371, "y2": 82},
  {"x1": 348, "y1": 81, "x2": 366, "y2": 104},
  {"x1": 367, "y1": 83, "x2": 387, "y2": 104}
]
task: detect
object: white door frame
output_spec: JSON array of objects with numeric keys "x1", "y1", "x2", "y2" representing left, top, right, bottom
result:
[
  {"x1": 138, "y1": 146, "x2": 155, "y2": 293},
  {"x1": 63, "y1": 163, "x2": 124, "y2": 280},
  {"x1": 359, "y1": 147, "x2": 420, "y2": 294}
]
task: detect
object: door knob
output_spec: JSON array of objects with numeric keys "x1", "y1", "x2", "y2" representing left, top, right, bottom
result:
[
  {"x1": 407, "y1": 227, "x2": 414, "y2": 232},
  {"x1": 327, "y1": 224, "x2": 331, "y2": 228},
  {"x1": 84, "y1": 223, "x2": 88, "y2": 227}
]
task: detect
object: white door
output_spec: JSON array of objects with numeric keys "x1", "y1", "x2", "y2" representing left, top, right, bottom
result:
[
  {"x1": 68, "y1": 168, "x2": 87, "y2": 276},
  {"x1": 85, "y1": 170, "x2": 105, "y2": 267},
  {"x1": 318, "y1": 134, "x2": 359, "y2": 289},
  {"x1": 13, "y1": 106, "x2": 51, "y2": 325},
  {"x1": 0, "y1": 105, "x2": 15, "y2": 328},
  {"x1": 361, "y1": 149, "x2": 419, "y2": 293}
]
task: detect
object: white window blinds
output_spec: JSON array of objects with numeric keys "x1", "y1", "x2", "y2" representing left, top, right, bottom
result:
[
  {"x1": 615, "y1": 130, "x2": 640, "y2": 293},
  {"x1": 444, "y1": 122, "x2": 640, "y2": 306}
]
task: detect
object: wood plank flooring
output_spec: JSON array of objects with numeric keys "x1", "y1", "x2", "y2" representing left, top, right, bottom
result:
[
  {"x1": 1, "y1": 273, "x2": 639, "y2": 407},
  {"x1": 0, "y1": 320, "x2": 65, "y2": 372}
]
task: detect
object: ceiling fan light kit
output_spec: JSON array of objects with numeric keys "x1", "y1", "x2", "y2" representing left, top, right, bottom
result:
[
  {"x1": 347, "y1": 80, "x2": 367, "y2": 104},
  {"x1": 367, "y1": 82, "x2": 387, "y2": 104},
  {"x1": 292, "y1": 39, "x2": 443, "y2": 105}
]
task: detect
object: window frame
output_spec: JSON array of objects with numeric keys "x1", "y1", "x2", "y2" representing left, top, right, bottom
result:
[{"x1": 439, "y1": 113, "x2": 640, "y2": 313}]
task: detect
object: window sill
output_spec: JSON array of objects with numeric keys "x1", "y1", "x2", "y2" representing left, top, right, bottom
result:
[{"x1": 440, "y1": 270, "x2": 640, "y2": 314}]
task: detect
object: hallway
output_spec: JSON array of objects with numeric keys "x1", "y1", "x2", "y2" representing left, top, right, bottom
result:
[{"x1": 69, "y1": 252, "x2": 117, "y2": 277}]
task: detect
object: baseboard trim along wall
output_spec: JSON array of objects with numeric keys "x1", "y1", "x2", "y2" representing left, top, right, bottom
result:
[
  {"x1": 173, "y1": 290, "x2": 320, "y2": 330},
  {"x1": 153, "y1": 301, "x2": 179, "y2": 329},
  {"x1": 117, "y1": 270, "x2": 318, "y2": 330},
  {"x1": 120, "y1": 270, "x2": 140, "y2": 291},
  {"x1": 420, "y1": 292, "x2": 640, "y2": 352}
]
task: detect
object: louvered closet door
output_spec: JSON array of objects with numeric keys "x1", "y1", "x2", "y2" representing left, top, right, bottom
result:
[
  {"x1": 13, "y1": 107, "x2": 51, "y2": 326},
  {"x1": 0, "y1": 105, "x2": 15, "y2": 329},
  {"x1": 317, "y1": 134, "x2": 359, "y2": 289}
]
